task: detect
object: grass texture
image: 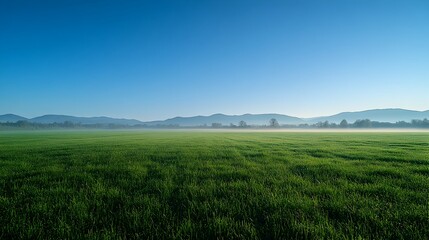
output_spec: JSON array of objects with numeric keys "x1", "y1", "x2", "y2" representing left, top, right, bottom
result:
[{"x1": 0, "y1": 131, "x2": 428, "y2": 239}]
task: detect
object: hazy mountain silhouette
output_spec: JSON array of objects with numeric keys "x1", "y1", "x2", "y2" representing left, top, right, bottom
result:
[
  {"x1": 29, "y1": 115, "x2": 143, "y2": 125},
  {"x1": 2, "y1": 109, "x2": 429, "y2": 126},
  {"x1": 0, "y1": 114, "x2": 28, "y2": 123},
  {"x1": 144, "y1": 113, "x2": 304, "y2": 126},
  {"x1": 306, "y1": 109, "x2": 429, "y2": 123}
]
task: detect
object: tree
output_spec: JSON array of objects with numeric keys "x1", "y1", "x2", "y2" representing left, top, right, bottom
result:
[
  {"x1": 238, "y1": 120, "x2": 247, "y2": 128},
  {"x1": 339, "y1": 119, "x2": 348, "y2": 128},
  {"x1": 16, "y1": 120, "x2": 29, "y2": 128},
  {"x1": 353, "y1": 119, "x2": 371, "y2": 128},
  {"x1": 316, "y1": 121, "x2": 330, "y2": 128},
  {"x1": 63, "y1": 121, "x2": 75, "y2": 128},
  {"x1": 269, "y1": 118, "x2": 279, "y2": 128},
  {"x1": 322, "y1": 121, "x2": 329, "y2": 128},
  {"x1": 211, "y1": 123, "x2": 222, "y2": 128},
  {"x1": 424, "y1": 118, "x2": 429, "y2": 128}
]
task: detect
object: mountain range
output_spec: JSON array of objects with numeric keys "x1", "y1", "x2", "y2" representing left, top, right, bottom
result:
[
  {"x1": 144, "y1": 113, "x2": 303, "y2": 126},
  {"x1": 0, "y1": 114, "x2": 142, "y2": 126},
  {"x1": 1, "y1": 109, "x2": 429, "y2": 126}
]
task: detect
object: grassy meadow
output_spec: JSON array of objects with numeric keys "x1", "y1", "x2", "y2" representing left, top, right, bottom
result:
[{"x1": 0, "y1": 130, "x2": 428, "y2": 239}]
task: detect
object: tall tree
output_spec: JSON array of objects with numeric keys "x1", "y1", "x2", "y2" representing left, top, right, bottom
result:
[
  {"x1": 239, "y1": 121, "x2": 247, "y2": 128},
  {"x1": 269, "y1": 118, "x2": 279, "y2": 128},
  {"x1": 340, "y1": 119, "x2": 348, "y2": 128}
]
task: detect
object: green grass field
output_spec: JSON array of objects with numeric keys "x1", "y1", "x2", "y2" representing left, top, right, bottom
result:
[{"x1": 0, "y1": 131, "x2": 428, "y2": 239}]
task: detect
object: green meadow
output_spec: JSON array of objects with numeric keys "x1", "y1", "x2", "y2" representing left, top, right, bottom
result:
[{"x1": 0, "y1": 131, "x2": 428, "y2": 239}]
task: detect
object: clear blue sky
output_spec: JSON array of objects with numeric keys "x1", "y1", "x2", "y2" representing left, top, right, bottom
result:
[{"x1": 1, "y1": 0, "x2": 428, "y2": 121}]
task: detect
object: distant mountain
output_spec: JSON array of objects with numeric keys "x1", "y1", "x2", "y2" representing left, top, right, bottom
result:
[
  {"x1": 306, "y1": 109, "x2": 429, "y2": 124},
  {"x1": 30, "y1": 115, "x2": 143, "y2": 126},
  {"x1": 2, "y1": 109, "x2": 429, "y2": 126},
  {"x1": 0, "y1": 114, "x2": 28, "y2": 123},
  {"x1": 144, "y1": 113, "x2": 304, "y2": 126}
]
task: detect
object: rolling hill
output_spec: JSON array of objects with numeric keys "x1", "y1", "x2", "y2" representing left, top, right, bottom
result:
[
  {"x1": 306, "y1": 109, "x2": 429, "y2": 124},
  {"x1": 1, "y1": 108, "x2": 429, "y2": 126},
  {"x1": 144, "y1": 113, "x2": 304, "y2": 126},
  {"x1": 0, "y1": 114, "x2": 28, "y2": 123},
  {"x1": 30, "y1": 115, "x2": 143, "y2": 125},
  {"x1": 0, "y1": 114, "x2": 142, "y2": 125}
]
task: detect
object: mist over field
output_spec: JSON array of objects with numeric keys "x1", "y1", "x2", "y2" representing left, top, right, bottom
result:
[{"x1": 2, "y1": 109, "x2": 429, "y2": 130}]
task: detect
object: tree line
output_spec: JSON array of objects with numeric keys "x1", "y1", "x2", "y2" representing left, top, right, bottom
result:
[
  {"x1": 309, "y1": 118, "x2": 429, "y2": 128},
  {"x1": 207, "y1": 118, "x2": 429, "y2": 129},
  {"x1": 1, "y1": 118, "x2": 429, "y2": 130}
]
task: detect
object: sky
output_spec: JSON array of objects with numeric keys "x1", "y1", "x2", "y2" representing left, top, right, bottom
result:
[{"x1": 1, "y1": 0, "x2": 428, "y2": 121}]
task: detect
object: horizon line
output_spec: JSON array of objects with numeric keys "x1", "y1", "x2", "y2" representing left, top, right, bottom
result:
[{"x1": 2, "y1": 107, "x2": 429, "y2": 122}]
